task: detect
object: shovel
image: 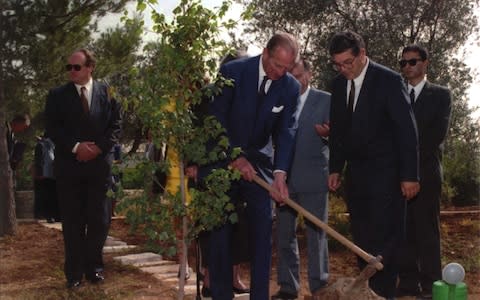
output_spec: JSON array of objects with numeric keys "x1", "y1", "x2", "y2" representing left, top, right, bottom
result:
[{"x1": 253, "y1": 175, "x2": 384, "y2": 299}]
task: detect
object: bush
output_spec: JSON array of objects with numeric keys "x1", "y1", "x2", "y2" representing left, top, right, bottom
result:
[{"x1": 120, "y1": 165, "x2": 145, "y2": 189}]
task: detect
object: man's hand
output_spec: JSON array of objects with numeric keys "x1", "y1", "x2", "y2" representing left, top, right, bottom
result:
[
  {"x1": 401, "y1": 181, "x2": 420, "y2": 201},
  {"x1": 314, "y1": 121, "x2": 330, "y2": 137},
  {"x1": 271, "y1": 172, "x2": 288, "y2": 204},
  {"x1": 230, "y1": 157, "x2": 256, "y2": 181},
  {"x1": 328, "y1": 173, "x2": 341, "y2": 191},
  {"x1": 76, "y1": 142, "x2": 101, "y2": 162}
]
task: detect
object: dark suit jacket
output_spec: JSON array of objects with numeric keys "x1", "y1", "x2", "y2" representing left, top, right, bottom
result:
[
  {"x1": 45, "y1": 81, "x2": 122, "y2": 176},
  {"x1": 209, "y1": 55, "x2": 300, "y2": 172},
  {"x1": 413, "y1": 81, "x2": 451, "y2": 184},
  {"x1": 288, "y1": 88, "x2": 330, "y2": 193},
  {"x1": 329, "y1": 60, "x2": 419, "y2": 184}
]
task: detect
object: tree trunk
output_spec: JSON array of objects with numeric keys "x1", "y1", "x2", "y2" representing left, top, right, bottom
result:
[
  {"x1": 0, "y1": 93, "x2": 17, "y2": 237},
  {"x1": 177, "y1": 160, "x2": 187, "y2": 300}
]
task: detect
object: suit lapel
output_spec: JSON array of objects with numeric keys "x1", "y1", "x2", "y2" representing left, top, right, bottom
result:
[
  {"x1": 90, "y1": 81, "x2": 101, "y2": 116},
  {"x1": 67, "y1": 82, "x2": 85, "y2": 114},
  {"x1": 298, "y1": 90, "x2": 316, "y2": 125},
  {"x1": 414, "y1": 81, "x2": 432, "y2": 116}
]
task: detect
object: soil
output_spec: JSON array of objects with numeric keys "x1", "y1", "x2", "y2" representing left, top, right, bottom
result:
[{"x1": 0, "y1": 209, "x2": 479, "y2": 299}]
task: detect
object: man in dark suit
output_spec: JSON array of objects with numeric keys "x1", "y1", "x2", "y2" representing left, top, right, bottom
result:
[
  {"x1": 396, "y1": 45, "x2": 451, "y2": 299},
  {"x1": 45, "y1": 48, "x2": 122, "y2": 288},
  {"x1": 6, "y1": 114, "x2": 30, "y2": 172},
  {"x1": 205, "y1": 32, "x2": 300, "y2": 300},
  {"x1": 272, "y1": 58, "x2": 330, "y2": 300},
  {"x1": 327, "y1": 31, "x2": 420, "y2": 299}
]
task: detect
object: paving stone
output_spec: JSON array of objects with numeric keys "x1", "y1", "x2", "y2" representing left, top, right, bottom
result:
[
  {"x1": 105, "y1": 236, "x2": 127, "y2": 246},
  {"x1": 113, "y1": 252, "x2": 164, "y2": 265},
  {"x1": 103, "y1": 245, "x2": 137, "y2": 253},
  {"x1": 141, "y1": 264, "x2": 192, "y2": 275}
]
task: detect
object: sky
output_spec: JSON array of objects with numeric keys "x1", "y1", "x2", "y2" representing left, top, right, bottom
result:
[{"x1": 98, "y1": 0, "x2": 480, "y2": 118}]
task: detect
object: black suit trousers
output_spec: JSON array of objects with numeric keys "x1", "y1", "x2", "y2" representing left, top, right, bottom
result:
[
  {"x1": 56, "y1": 159, "x2": 111, "y2": 281},
  {"x1": 345, "y1": 162, "x2": 406, "y2": 298},
  {"x1": 398, "y1": 179, "x2": 442, "y2": 292}
]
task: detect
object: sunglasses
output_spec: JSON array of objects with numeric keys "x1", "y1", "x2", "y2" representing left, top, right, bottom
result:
[
  {"x1": 65, "y1": 64, "x2": 83, "y2": 71},
  {"x1": 399, "y1": 58, "x2": 424, "y2": 68}
]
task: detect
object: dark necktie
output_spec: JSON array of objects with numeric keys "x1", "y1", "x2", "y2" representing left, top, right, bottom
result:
[
  {"x1": 347, "y1": 80, "x2": 355, "y2": 123},
  {"x1": 410, "y1": 88, "x2": 415, "y2": 109},
  {"x1": 258, "y1": 75, "x2": 268, "y2": 98},
  {"x1": 80, "y1": 86, "x2": 89, "y2": 114}
]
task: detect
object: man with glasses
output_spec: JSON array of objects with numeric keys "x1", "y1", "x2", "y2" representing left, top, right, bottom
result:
[
  {"x1": 327, "y1": 31, "x2": 419, "y2": 299},
  {"x1": 45, "y1": 48, "x2": 122, "y2": 289},
  {"x1": 396, "y1": 45, "x2": 451, "y2": 299}
]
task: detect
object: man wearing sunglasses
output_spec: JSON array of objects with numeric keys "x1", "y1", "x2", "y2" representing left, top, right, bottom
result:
[
  {"x1": 45, "y1": 48, "x2": 122, "y2": 289},
  {"x1": 327, "y1": 31, "x2": 419, "y2": 299},
  {"x1": 396, "y1": 45, "x2": 452, "y2": 299}
]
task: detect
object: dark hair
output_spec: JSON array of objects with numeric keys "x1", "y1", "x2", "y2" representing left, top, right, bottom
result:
[
  {"x1": 402, "y1": 44, "x2": 429, "y2": 61},
  {"x1": 76, "y1": 48, "x2": 96, "y2": 68},
  {"x1": 266, "y1": 31, "x2": 299, "y2": 60},
  {"x1": 329, "y1": 31, "x2": 365, "y2": 56}
]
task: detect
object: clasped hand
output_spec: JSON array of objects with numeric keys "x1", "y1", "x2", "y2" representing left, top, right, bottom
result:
[{"x1": 76, "y1": 142, "x2": 101, "y2": 162}]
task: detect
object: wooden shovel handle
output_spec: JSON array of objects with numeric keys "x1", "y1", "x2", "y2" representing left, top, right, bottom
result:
[{"x1": 253, "y1": 175, "x2": 384, "y2": 270}]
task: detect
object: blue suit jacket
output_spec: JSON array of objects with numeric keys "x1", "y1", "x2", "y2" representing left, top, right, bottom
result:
[{"x1": 209, "y1": 55, "x2": 300, "y2": 172}]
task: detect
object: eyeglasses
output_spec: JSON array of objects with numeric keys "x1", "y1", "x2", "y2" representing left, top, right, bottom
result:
[
  {"x1": 65, "y1": 64, "x2": 83, "y2": 71},
  {"x1": 331, "y1": 56, "x2": 357, "y2": 71},
  {"x1": 399, "y1": 58, "x2": 424, "y2": 68}
]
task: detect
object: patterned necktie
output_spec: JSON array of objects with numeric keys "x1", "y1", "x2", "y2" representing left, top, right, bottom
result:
[
  {"x1": 258, "y1": 76, "x2": 268, "y2": 98},
  {"x1": 347, "y1": 80, "x2": 355, "y2": 123},
  {"x1": 80, "y1": 86, "x2": 89, "y2": 114},
  {"x1": 410, "y1": 88, "x2": 415, "y2": 109}
]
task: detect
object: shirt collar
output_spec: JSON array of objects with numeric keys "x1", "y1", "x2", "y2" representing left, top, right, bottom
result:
[
  {"x1": 352, "y1": 57, "x2": 369, "y2": 87},
  {"x1": 74, "y1": 77, "x2": 93, "y2": 94},
  {"x1": 408, "y1": 77, "x2": 427, "y2": 97}
]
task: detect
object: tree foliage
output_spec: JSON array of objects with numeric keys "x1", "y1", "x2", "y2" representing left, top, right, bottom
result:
[
  {"x1": 242, "y1": 0, "x2": 480, "y2": 204},
  {"x1": 117, "y1": 0, "x2": 243, "y2": 254},
  {"x1": 0, "y1": 0, "x2": 137, "y2": 236}
]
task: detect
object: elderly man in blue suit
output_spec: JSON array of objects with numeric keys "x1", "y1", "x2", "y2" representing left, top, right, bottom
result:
[
  {"x1": 272, "y1": 58, "x2": 331, "y2": 300},
  {"x1": 206, "y1": 32, "x2": 300, "y2": 300},
  {"x1": 327, "y1": 31, "x2": 419, "y2": 299}
]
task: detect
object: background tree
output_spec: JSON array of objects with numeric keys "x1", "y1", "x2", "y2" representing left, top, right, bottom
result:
[
  {"x1": 0, "y1": 0, "x2": 137, "y2": 236},
  {"x1": 242, "y1": 0, "x2": 480, "y2": 205},
  {"x1": 116, "y1": 0, "x2": 246, "y2": 297}
]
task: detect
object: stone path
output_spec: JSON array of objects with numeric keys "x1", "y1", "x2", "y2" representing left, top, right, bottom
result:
[{"x1": 40, "y1": 220, "x2": 249, "y2": 299}]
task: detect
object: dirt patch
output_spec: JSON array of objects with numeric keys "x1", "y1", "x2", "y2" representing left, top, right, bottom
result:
[{"x1": 0, "y1": 209, "x2": 479, "y2": 299}]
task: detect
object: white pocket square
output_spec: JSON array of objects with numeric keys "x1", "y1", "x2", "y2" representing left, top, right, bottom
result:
[{"x1": 272, "y1": 105, "x2": 284, "y2": 113}]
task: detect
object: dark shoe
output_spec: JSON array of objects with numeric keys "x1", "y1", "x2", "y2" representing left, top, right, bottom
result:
[
  {"x1": 46, "y1": 218, "x2": 55, "y2": 223},
  {"x1": 66, "y1": 280, "x2": 81, "y2": 289},
  {"x1": 233, "y1": 286, "x2": 250, "y2": 294},
  {"x1": 419, "y1": 291, "x2": 433, "y2": 299},
  {"x1": 86, "y1": 272, "x2": 104, "y2": 283},
  {"x1": 201, "y1": 286, "x2": 212, "y2": 297},
  {"x1": 271, "y1": 290, "x2": 298, "y2": 300}
]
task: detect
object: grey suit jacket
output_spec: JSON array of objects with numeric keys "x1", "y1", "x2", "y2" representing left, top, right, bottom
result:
[{"x1": 288, "y1": 88, "x2": 331, "y2": 193}]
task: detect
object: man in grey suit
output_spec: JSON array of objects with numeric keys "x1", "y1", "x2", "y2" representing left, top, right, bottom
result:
[
  {"x1": 272, "y1": 58, "x2": 331, "y2": 300},
  {"x1": 396, "y1": 44, "x2": 451, "y2": 299}
]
